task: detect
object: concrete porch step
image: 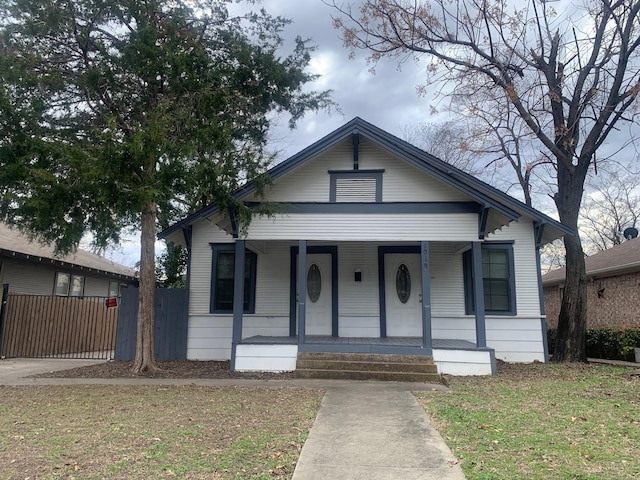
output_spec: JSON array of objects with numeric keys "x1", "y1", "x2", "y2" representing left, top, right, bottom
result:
[
  {"x1": 297, "y1": 359, "x2": 438, "y2": 374},
  {"x1": 295, "y1": 352, "x2": 442, "y2": 383},
  {"x1": 295, "y1": 368, "x2": 443, "y2": 383},
  {"x1": 297, "y1": 352, "x2": 434, "y2": 363}
]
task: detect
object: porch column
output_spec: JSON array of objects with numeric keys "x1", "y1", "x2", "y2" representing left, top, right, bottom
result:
[
  {"x1": 297, "y1": 240, "x2": 307, "y2": 345},
  {"x1": 420, "y1": 241, "x2": 432, "y2": 351},
  {"x1": 230, "y1": 239, "x2": 246, "y2": 371},
  {"x1": 471, "y1": 241, "x2": 487, "y2": 348}
]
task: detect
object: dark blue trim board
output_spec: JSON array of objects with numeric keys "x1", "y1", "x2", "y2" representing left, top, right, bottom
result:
[
  {"x1": 420, "y1": 241, "x2": 432, "y2": 350},
  {"x1": 352, "y1": 131, "x2": 360, "y2": 169},
  {"x1": 471, "y1": 242, "x2": 487, "y2": 348},
  {"x1": 289, "y1": 245, "x2": 339, "y2": 338},
  {"x1": 297, "y1": 241, "x2": 307, "y2": 345},
  {"x1": 248, "y1": 201, "x2": 480, "y2": 214},
  {"x1": 230, "y1": 240, "x2": 246, "y2": 372}
]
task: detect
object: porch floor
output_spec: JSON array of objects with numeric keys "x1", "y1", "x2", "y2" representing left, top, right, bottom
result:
[{"x1": 240, "y1": 335, "x2": 477, "y2": 350}]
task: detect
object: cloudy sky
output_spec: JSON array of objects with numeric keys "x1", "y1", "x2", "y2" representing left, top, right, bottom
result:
[{"x1": 257, "y1": 0, "x2": 439, "y2": 160}]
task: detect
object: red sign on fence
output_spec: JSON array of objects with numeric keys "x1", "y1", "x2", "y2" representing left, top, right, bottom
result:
[{"x1": 105, "y1": 297, "x2": 118, "y2": 308}]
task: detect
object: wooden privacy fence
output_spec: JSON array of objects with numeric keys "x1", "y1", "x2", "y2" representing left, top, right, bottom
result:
[{"x1": 0, "y1": 293, "x2": 119, "y2": 359}]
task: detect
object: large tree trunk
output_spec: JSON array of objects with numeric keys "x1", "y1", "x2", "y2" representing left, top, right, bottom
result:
[
  {"x1": 553, "y1": 162, "x2": 588, "y2": 362},
  {"x1": 132, "y1": 200, "x2": 159, "y2": 373}
]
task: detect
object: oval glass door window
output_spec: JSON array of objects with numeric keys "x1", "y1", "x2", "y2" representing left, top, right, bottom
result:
[
  {"x1": 307, "y1": 264, "x2": 322, "y2": 303},
  {"x1": 396, "y1": 264, "x2": 411, "y2": 303}
]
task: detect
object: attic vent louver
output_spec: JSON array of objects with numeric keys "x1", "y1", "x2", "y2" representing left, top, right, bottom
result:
[
  {"x1": 335, "y1": 177, "x2": 377, "y2": 202},
  {"x1": 329, "y1": 169, "x2": 384, "y2": 203}
]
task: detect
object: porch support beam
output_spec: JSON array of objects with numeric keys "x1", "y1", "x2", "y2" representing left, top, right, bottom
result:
[
  {"x1": 230, "y1": 239, "x2": 246, "y2": 371},
  {"x1": 420, "y1": 241, "x2": 432, "y2": 352},
  {"x1": 297, "y1": 240, "x2": 307, "y2": 345},
  {"x1": 471, "y1": 241, "x2": 487, "y2": 348}
]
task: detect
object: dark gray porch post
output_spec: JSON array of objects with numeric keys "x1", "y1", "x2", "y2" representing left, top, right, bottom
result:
[
  {"x1": 471, "y1": 241, "x2": 487, "y2": 348},
  {"x1": 297, "y1": 240, "x2": 307, "y2": 345},
  {"x1": 420, "y1": 241, "x2": 432, "y2": 352},
  {"x1": 230, "y1": 239, "x2": 246, "y2": 371}
]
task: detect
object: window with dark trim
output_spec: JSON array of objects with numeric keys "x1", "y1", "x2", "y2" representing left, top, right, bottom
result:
[
  {"x1": 463, "y1": 243, "x2": 516, "y2": 315},
  {"x1": 210, "y1": 244, "x2": 257, "y2": 314},
  {"x1": 54, "y1": 272, "x2": 85, "y2": 297}
]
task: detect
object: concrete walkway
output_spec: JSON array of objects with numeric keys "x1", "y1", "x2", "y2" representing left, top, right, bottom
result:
[
  {"x1": 0, "y1": 358, "x2": 466, "y2": 479},
  {"x1": 291, "y1": 382, "x2": 465, "y2": 480}
]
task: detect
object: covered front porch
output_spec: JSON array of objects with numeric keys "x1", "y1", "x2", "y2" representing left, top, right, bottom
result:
[{"x1": 231, "y1": 239, "x2": 495, "y2": 375}]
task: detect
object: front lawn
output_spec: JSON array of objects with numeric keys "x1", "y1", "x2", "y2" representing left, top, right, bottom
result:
[
  {"x1": 416, "y1": 362, "x2": 640, "y2": 479},
  {"x1": 0, "y1": 385, "x2": 323, "y2": 479}
]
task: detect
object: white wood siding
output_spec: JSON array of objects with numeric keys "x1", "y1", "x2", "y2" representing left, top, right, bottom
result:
[
  {"x1": 429, "y1": 220, "x2": 545, "y2": 362},
  {"x1": 254, "y1": 141, "x2": 352, "y2": 202},
  {"x1": 486, "y1": 317, "x2": 545, "y2": 362},
  {"x1": 188, "y1": 220, "x2": 234, "y2": 315},
  {"x1": 245, "y1": 214, "x2": 478, "y2": 241},
  {"x1": 250, "y1": 138, "x2": 472, "y2": 204},
  {"x1": 186, "y1": 216, "x2": 545, "y2": 364},
  {"x1": 359, "y1": 142, "x2": 471, "y2": 202},
  {"x1": 235, "y1": 344, "x2": 297, "y2": 372},
  {"x1": 487, "y1": 219, "x2": 541, "y2": 317},
  {"x1": 336, "y1": 242, "x2": 380, "y2": 336},
  {"x1": 253, "y1": 242, "x2": 290, "y2": 316},
  {"x1": 187, "y1": 315, "x2": 232, "y2": 360},
  {"x1": 430, "y1": 244, "x2": 466, "y2": 317}
]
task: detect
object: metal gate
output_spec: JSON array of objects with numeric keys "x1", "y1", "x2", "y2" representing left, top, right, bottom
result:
[{"x1": 0, "y1": 289, "x2": 119, "y2": 359}]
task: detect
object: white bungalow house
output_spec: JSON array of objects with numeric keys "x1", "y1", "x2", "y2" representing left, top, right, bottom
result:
[{"x1": 160, "y1": 118, "x2": 571, "y2": 375}]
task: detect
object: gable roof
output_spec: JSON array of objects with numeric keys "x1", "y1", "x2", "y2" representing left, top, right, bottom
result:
[
  {"x1": 542, "y1": 237, "x2": 640, "y2": 286},
  {"x1": 0, "y1": 223, "x2": 136, "y2": 280},
  {"x1": 160, "y1": 117, "x2": 572, "y2": 244}
]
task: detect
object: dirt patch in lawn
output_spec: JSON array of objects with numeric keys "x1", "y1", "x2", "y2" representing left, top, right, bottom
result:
[{"x1": 34, "y1": 360, "x2": 296, "y2": 380}]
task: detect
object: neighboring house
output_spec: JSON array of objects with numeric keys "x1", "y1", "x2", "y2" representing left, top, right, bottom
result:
[
  {"x1": 0, "y1": 223, "x2": 137, "y2": 297},
  {"x1": 160, "y1": 118, "x2": 571, "y2": 375},
  {"x1": 542, "y1": 238, "x2": 640, "y2": 330}
]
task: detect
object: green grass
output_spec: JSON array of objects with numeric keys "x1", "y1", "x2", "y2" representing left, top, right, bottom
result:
[
  {"x1": 0, "y1": 384, "x2": 323, "y2": 479},
  {"x1": 416, "y1": 363, "x2": 640, "y2": 479}
]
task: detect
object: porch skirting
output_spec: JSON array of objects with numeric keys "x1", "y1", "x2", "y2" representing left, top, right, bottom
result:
[{"x1": 234, "y1": 336, "x2": 496, "y2": 375}]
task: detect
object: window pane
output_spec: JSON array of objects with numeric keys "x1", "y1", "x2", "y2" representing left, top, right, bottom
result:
[
  {"x1": 216, "y1": 279, "x2": 234, "y2": 310},
  {"x1": 307, "y1": 264, "x2": 322, "y2": 303},
  {"x1": 484, "y1": 279, "x2": 509, "y2": 311},
  {"x1": 213, "y1": 250, "x2": 256, "y2": 312},
  {"x1": 217, "y1": 252, "x2": 235, "y2": 279},
  {"x1": 483, "y1": 249, "x2": 508, "y2": 278},
  {"x1": 55, "y1": 273, "x2": 70, "y2": 296},
  {"x1": 70, "y1": 275, "x2": 84, "y2": 297},
  {"x1": 395, "y1": 264, "x2": 411, "y2": 304},
  {"x1": 109, "y1": 281, "x2": 119, "y2": 297}
]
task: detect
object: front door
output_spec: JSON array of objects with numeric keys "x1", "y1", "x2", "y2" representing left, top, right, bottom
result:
[
  {"x1": 304, "y1": 254, "x2": 332, "y2": 335},
  {"x1": 385, "y1": 254, "x2": 422, "y2": 336}
]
